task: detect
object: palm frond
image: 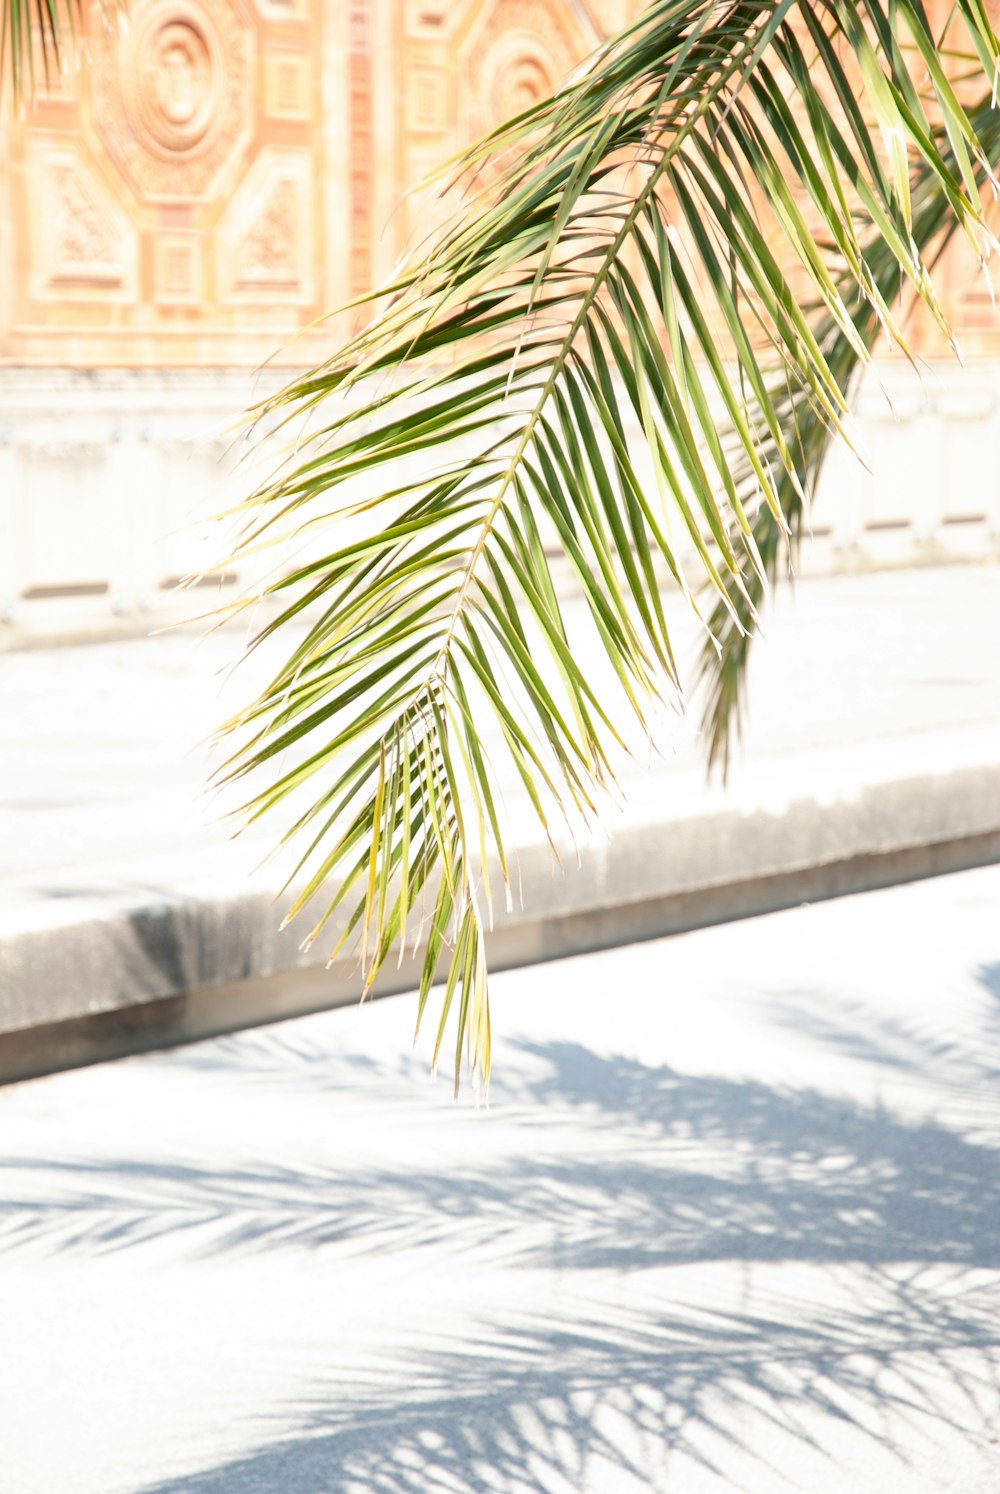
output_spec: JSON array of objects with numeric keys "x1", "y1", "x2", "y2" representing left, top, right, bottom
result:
[
  {"x1": 698, "y1": 90, "x2": 1000, "y2": 779},
  {"x1": 1, "y1": 0, "x2": 86, "y2": 100},
  {"x1": 216, "y1": 0, "x2": 1000, "y2": 1091}
]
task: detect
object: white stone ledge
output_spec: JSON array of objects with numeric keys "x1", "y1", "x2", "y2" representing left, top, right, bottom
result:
[{"x1": 3, "y1": 750, "x2": 999, "y2": 1082}]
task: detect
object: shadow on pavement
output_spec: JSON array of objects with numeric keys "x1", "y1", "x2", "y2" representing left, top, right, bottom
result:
[
  {"x1": 132, "y1": 1270, "x2": 1000, "y2": 1494},
  {"x1": 2, "y1": 971, "x2": 999, "y2": 1492}
]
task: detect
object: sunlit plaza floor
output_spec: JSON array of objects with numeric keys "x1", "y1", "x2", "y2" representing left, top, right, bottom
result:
[{"x1": 2, "y1": 863, "x2": 999, "y2": 1493}]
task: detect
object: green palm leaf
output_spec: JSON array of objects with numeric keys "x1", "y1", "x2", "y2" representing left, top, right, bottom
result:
[
  {"x1": 698, "y1": 87, "x2": 1000, "y2": 780},
  {"x1": 217, "y1": 0, "x2": 1000, "y2": 1092},
  {"x1": 1, "y1": 0, "x2": 85, "y2": 99}
]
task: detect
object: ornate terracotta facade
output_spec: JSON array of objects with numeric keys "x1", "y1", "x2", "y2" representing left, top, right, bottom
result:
[
  {"x1": 0, "y1": 1, "x2": 998, "y2": 639},
  {"x1": 2, "y1": 0, "x2": 1000, "y2": 366},
  {"x1": 0, "y1": 0, "x2": 636, "y2": 367}
]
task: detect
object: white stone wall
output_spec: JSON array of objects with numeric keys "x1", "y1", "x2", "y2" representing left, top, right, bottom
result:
[
  {"x1": 806, "y1": 360, "x2": 1000, "y2": 575},
  {"x1": 0, "y1": 369, "x2": 277, "y2": 644},
  {"x1": 1, "y1": 360, "x2": 998, "y2": 647}
]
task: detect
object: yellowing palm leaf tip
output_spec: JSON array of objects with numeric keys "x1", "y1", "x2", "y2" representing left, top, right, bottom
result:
[{"x1": 213, "y1": 0, "x2": 1000, "y2": 1093}]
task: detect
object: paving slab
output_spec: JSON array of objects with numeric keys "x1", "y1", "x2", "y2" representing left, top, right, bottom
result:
[{"x1": 1, "y1": 865, "x2": 998, "y2": 1493}]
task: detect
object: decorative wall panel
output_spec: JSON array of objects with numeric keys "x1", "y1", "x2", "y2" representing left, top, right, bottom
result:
[
  {"x1": 0, "y1": 0, "x2": 328, "y2": 366},
  {"x1": 3, "y1": 0, "x2": 1000, "y2": 369},
  {"x1": 0, "y1": 0, "x2": 644, "y2": 369},
  {"x1": 3, "y1": 0, "x2": 1000, "y2": 645},
  {"x1": 27, "y1": 144, "x2": 139, "y2": 300},
  {"x1": 457, "y1": 0, "x2": 589, "y2": 139}
]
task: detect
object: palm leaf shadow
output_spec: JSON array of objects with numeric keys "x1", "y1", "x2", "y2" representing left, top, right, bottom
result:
[
  {"x1": 4, "y1": 997, "x2": 999, "y2": 1490},
  {"x1": 132, "y1": 1267, "x2": 1000, "y2": 1493}
]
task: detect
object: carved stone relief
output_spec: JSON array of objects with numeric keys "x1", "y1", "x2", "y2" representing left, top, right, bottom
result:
[
  {"x1": 489, "y1": 49, "x2": 555, "y2": 124},
  {"x1": 52, "y1": 168, "x2": 120, "y2": 280},
  {"x1": 391, "y1": 0, "x2": 600, "y2": 271},
  {"x1": 2, "y1": 0, "x2": 639, "y2": 370},
  {"x1": 217, "y1": 149, "x2": 311, "y2": 300},
  {"x1": 459, "y1": 0, "x2": 591, "y2": 140},
  {"x1": 29, "y1": 147, "x2": 137, "y2": 296},
  {"x1": 238, "y1": 180, "x2": 299, "y2": 285},
  {"x1": 90, "y1": 0, "x2": 253, "y2": 201},
  {"x1": 155, "y1": 233, "x2": 203, "y2": 303},
  {"x1": 264, "y1": 53, "x2": 310, "y2": 119}
]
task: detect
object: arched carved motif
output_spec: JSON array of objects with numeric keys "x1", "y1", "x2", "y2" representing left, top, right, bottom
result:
[
  {"x1": 90, "y1": 0, "x2": 253, "y2": 201},
  {"x1": 459, "y1": 0, "x2": 586, "y2": 143},
  {"x1": 489, "y1": 51, "x2": 554, "y2": 124},
  {"x1": 25, "y1": 146, "x2": 138, "y2": 298}
]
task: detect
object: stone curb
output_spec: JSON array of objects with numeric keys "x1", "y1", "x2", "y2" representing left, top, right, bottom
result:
[{"x1": 3, "y1": 747, "x2": 999, "y2": 1085}]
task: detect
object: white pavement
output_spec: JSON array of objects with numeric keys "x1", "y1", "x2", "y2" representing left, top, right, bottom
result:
[{"x1": 1, "y1": 864, "x2": 999, "y2": 1493}]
